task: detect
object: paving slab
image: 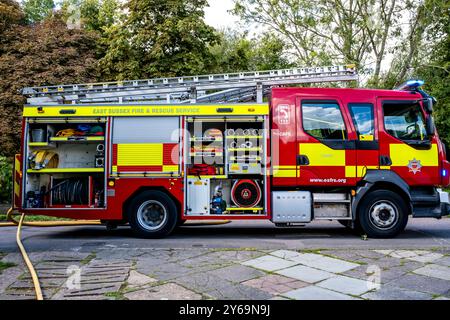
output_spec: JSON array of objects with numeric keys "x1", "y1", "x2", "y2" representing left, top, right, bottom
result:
[
  {"x1": 362, "y1": 285, "x2": 432, "y2": 300},
  {"x1": 414, "y1": 264, "x2": 450, "y2": 281},
  {"x1": 282, "y1": 286, "x2": 356, "y2": 300},
  {"x1": 276, "y1": 265, "x2": 334, "y2": 283},
  {"x1": 242, "y1": 255, "x2": 298, "y2": 272},
  {"x1": 435, "y1": 256, "x2": 450, "y2": 267},
  {"x1": 126, "y1": 270, "x2": 157, "y2": 288},
  {"x1": 124, "y1": 283, "x2": 201, "y2": 300},
  {"x1": 175, "y1": 271, "x2": 272, "y2": 300},
  {"x1": 243, "y1": 274, "x2": 308, "y2": 294},
  {"x1": 407, "y1": 252, "x2": 444, "y2": 263},
  {"x1": 389, "y1": 250, "x2": 418, "y2": 259},
  {"x1": 206, "y1": 250, "x2": 266, "y2": 262},
  {"x1": 208, "y1": 264, "x2": 266, "y2": 283},
  {"x1": 316, "y1": 275, "x2": 371, "y2": 296},
  {"x1": 374, "y1": 250, "x2": 393, "y2": 256},
  {"x1": 388, "y1": 273, "x2": 450, "y2": 295},
  {"x1": 376, "y1": 250, "x2": 443, "y2": 263},
  {"x1": 270, "y1": 250, "x2": 304, "y2": 260},
  {"x1": 270, "y1": 250, "x2": 359, "y2": 273},
  {"x1": 298, "y1": 255, "x2": 360, "y2": 273},
  {"x1": 341, "y1": 265, "x2": 372, "y2": 281}
]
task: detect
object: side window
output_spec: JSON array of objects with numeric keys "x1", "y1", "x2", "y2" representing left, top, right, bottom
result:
[
  {"x1": 349, "y1": 103, "x2": 374, "y2": 141},
  {"x1": 383, "y1": 102, "x2": 427, "y2": 141},
  {"x1": 302, "y1": 102, "x2": 347, "y2": 140}
]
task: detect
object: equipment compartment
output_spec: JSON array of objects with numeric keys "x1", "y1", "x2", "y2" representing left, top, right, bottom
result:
[
  {"x1": 185, "y1": 116, "x2": 267, "y2": 216},
  {"x1": 24, "y1": 119, "x2": 107, "y2": 209}
]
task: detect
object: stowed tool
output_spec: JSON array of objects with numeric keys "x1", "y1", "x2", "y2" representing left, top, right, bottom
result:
[
  {"x1": 210, "y1": 183, "x2": 227, "y2": 214},
  {"x1": 28, "y1": 150, "x2": 59, "y2": 170}
]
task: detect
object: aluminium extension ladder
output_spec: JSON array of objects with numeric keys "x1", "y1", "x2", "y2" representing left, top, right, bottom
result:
[{"x1": 21, "y1": 64, "x2": 358, "y2": 105}]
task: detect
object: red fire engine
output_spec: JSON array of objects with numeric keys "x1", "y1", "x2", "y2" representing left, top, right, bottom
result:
[{"x1": 14, "y1": 65, "x2": 450, "y2": 238}]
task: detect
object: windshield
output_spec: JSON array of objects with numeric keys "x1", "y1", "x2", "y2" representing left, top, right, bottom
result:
[{"x1": 383, "y1": 102, "x2": 427, "y2": 141}]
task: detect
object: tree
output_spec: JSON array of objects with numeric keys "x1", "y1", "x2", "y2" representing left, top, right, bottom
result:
[
  {"x1": 209, "y1": 30, "x2": 291, "y2": 73},
  {"x1": 414, "y1": 0, "x2": 450, "y2": 144},
  {"x1": 232, "y1": 0, "x2": 426, "y2": 86},
  {"x1": 98, "y1": 0, "x2": 218, "y2": 80},
  {"x1": 23, "y1": 0, "x2": 54, "y2": 23},
  {"x1": 0, "y1": 0, "x2": 24, "y2": 33},
  {"x1": 0, "y1": 11, "x2": 99, "y2": 157},
  {"x1": 60, "y1": 0, "x2": 119, "y2": 32}
]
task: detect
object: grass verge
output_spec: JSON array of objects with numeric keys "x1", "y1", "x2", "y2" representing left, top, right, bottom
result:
[
  {"x1": 0, "y1": 261, "x2": 16, "y2": 274},
  {"x1": 0, "y1": 214, "x2": 73, "y2": 222}
]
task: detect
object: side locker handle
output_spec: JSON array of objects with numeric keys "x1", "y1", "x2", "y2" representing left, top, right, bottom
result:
[
  {"x1": 380, "y1": 155, "x2": 392, "y2": 166},
  {"x1": 297, "y1": 155, "x2": 310, "y2": 165}
]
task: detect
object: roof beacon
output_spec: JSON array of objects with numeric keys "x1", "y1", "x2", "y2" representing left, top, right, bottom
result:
[{"x1": 395, "y1": 79, "x2": 425, "y2": 91}]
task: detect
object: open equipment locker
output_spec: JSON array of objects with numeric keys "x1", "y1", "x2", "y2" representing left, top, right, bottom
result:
[
  {"x1": 22, "y1": 117, "x2": 108, "y2": 210},
  {"x1": 183, "y1": 114, "x2": 269, "y2": 217}
]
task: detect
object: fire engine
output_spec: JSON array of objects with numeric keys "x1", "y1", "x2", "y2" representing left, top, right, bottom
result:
[{"x1": 13, "y1": 65, "x2": 450, "y2": 239}]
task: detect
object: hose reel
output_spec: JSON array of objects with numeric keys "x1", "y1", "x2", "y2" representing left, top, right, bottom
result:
[{"x1": 231, "y1": 179, "x2": 262, "y2": 208}]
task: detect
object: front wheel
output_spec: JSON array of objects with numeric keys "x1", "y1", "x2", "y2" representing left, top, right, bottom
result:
[
  {"x1": 127, "y1": 190, "x2": 178, "y2": 238},
  {"x1": 357, "y1": 190, "x2": 409, "y2": 238}
]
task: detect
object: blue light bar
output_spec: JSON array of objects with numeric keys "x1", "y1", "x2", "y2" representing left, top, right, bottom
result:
[{"x1": 394, "y1": 79, "x2": 425, "y2": 91}]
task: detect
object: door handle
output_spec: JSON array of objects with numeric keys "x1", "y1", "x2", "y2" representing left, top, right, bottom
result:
[
  {"x1": 297, "y1": 155, "x2": 310, "y2": 165},
  {"x1": 380, "y1": 155, "x2": 392, "y2": 166}
]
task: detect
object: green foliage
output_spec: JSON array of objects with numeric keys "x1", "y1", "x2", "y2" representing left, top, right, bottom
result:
[
  {"x1": 98, "y1": 0, "x2": 218, "y2": 80},
  {"x1": 60, "y1": 0, "x2": 119, "y2": 32},
  {"x1": 0, "y1": 214, "x2": 73, "y2": 221},
  {"x1": 0, "y1": 261, "x2": 16, "y2": 274},
  {"x1": 233, "y1": 0, "x2": 427, "y2": 86},
  {"x1": 415, "y1": 0, "x2": 450, "y2": 145},
  {"x1": 209, "y1": 30, "x2": 292, "y2": 73},
  {"x1": 23, "y1": 0, "x2": 54, "y2": 23},
  {"x1": 0, "y1": 14, "x2": 100, "y2": 157},
  {"x1": 0, "y1": 156, "x2": 12, "y2": 203}
]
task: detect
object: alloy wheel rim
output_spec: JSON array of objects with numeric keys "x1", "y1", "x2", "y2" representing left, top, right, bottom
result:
[
  {"x1": 368, "y1": 200, "x2": 399, "y2": 230},
  {"x1": 137, "y1": 200, "x2": 168, "y2": 231}
]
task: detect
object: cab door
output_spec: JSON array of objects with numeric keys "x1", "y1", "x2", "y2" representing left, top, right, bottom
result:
[
  {"x1": 348, "y1": 103, "x2": 380, "y2": 180},
  {"x1": 296, "y1": 98, "x2": 356, "y2": 186},
  {"x1": 377, "y1": 98, "x2": 440, "y2": 186}
]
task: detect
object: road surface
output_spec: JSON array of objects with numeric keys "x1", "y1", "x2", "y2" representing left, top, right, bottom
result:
[{"x1": 1, "y1": 218, "x2": 449, "y2": 252}]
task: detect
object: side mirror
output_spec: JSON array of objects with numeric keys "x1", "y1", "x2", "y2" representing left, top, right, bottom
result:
[
  {"x1": 426, "y1": 116, "x2": 435, "y2": 137},
  {"x1": 423, "y1": 97, "x2": 435, "y2": 113}
]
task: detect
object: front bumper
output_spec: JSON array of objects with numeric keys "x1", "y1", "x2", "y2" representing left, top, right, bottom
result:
[
  {"x1": 438, "y1": 189, "x2": 450, "y2": 216},
  {"x1": 412, "y1": 188, "x2": 450, "y2": 218}
]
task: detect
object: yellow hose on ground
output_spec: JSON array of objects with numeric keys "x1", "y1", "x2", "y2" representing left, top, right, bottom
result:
[
  {"x1": 15, "y1": 212, "x2": 43, "y2": 300},
  {"x1": 4, "y1": 209, "x2": 101, "y2": 227},
  {"x1": 2, "y1": 208, "x2": 230, "y2": 301}
]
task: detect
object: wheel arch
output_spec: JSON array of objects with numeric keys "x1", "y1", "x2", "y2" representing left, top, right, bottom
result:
[
  {"x1": 352, "y1": 170, "x2": 412, "y2": 219},
  {"x1": 122, "y1": 187, "x2": 182, "y2": 222}
]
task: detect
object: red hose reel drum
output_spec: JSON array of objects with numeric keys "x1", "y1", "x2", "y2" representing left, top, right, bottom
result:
[{"x1": 231, "y1": 179, "x2": 262, "y2": 208}]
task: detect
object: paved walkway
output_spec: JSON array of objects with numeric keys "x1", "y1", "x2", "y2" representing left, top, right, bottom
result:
[{"x1": 1, "y1": 247, "x2": 449, "y2": 300}]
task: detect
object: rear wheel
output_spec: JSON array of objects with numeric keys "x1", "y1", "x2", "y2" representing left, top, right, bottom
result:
[
  {"x1": 127, "y1": 190, "x2": 178, "y2": 238},
  {"x1": 357, "y1": 190, "x2": 409, "y2": 238}
]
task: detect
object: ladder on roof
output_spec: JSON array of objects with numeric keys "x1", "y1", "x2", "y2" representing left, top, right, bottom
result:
[{"x1": 21, "y1": 64, "x2": 358, "y2": 105}]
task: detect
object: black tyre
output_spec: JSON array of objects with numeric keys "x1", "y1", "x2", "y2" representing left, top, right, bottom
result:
[
  {"x1": 338, "y1": 220, "x2": 351, "y2": 228},
  {"x1": 127, "y1": 190, "x2": 178, "y2": 238},
  {"x1": 338, "y1": 219, "x2": 363, "y2": 235},
  {"x1": 357, "y1": 190, "x2": 409, "y2": 238}
]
